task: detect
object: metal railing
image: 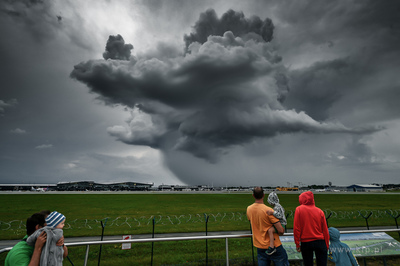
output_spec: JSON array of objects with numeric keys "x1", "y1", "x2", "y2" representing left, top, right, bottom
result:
[
  {"x1": 2, "y1": 229, "x2": 400, "y2": 265},
  {"x1": 69, "y1": 233, "x2": 252, "y2": 266}
]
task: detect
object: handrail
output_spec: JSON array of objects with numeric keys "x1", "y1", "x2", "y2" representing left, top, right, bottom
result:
[
  {"x1": 63, "y1": 228, "x2": 400, "y2": 247},
  {"x1": 66, "y1": 233, "x2": 252, "y2": 247},
  {"x1": 1, "y1": 229, "x2": 400, "y2": 265}
]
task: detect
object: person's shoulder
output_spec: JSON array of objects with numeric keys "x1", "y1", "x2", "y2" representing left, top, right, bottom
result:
[
  {"x1": 265, "y1": 205, "x2": 273, "y2": 211},
  {"x1": 258, "y1": 203, "x2": 272, "y2": 210},
  {"x1": 5, "y1": 239, "x2": 34, "y2": 262},
  {"x1": 247, "y1": 203, "x2": 255, "y2": 209}
]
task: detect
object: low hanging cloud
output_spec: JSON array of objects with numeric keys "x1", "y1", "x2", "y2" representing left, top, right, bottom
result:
[
  {"x1": 35, "y1": 144, "x2": 53, "y2": 150},
  {"x1": 326, "y1": 136, "x2": 382, "y2": 166},
  {"x1": 10, "y1": 128, "x2": 27, "y2": 134},
  {"x1": 0, "y1": 99, "x2": 18, "y2": 115},
  {"x1": 71, "y1": 9, "x2": 379, "y2": 163}
]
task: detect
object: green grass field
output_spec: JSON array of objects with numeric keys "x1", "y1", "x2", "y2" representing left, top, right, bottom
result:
[{"x1": 1, "y1": 192, "x2": 400, "y2": 265}]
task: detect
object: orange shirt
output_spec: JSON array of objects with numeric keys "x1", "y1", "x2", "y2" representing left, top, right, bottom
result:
[{"x1": 247, "y1": 203, "x2": 282, "y2": 249}]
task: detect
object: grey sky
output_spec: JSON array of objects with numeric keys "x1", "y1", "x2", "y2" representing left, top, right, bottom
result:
[{"x1": 1, "y1": 0, "x2": 399, "y2": 187}]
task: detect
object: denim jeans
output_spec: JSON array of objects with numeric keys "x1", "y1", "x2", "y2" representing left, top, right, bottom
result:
[
  {"x1": 300, "y1": 240, "x2": 328, "y2": 266},
  {"x1": 257, "y1": 245, "x2": 289, "y2": 266}
]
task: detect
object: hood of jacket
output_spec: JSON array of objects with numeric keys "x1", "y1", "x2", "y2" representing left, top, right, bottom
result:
[
  {"x1": 299, "y1": 191, "x2": 315, "y2": 206},
  {"x1": 267, "y1": 192, "x2": 279, "y2": 205},
  {"x1": 329, "y1": 227, "x2": 341, "y2": 242}
]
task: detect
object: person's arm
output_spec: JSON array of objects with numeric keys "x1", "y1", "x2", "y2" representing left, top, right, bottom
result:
[
  {"x1": 56, "y1": 236, "x2": 64, "y2": 247},
  {"x1": 63, "y1": 245, "x2": 68, "y2": 258},
  {"x1": 348, "y1": 250, "x2": 359, "y2": 265},
  {"x1": 28, "y1": 231, "x2": 46, "y2": 266},
  {"x1": 321, "y1": 212, "x2": 330, "y2": 249},
  {"x1": 293, "y1": 208, "x2": 301, "y2": 252},
  {"x1": 273, "y1": 221, "x2": 284, "y2": 235},
  {"x1": 56, "y1": 236, "x2": 68, "y2": 258},
  {"x1": 328, "y1": 248, "x2": 338, "y2": 263}
]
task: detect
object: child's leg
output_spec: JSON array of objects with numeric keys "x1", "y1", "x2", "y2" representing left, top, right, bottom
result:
[{"x1": 267, "y1": 226, "x2": 275, "y2": 248}]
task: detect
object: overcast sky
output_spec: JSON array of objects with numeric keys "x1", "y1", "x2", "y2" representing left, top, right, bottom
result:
[{"x1": 1, "y1": 0, "x2": 400, "y2": 187}]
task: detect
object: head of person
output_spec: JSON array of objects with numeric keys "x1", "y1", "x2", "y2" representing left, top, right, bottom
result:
[
  {"x1": 46, "y1": 211, "x2": 66, "y2": 229},
  {"x1": 267, "y1": 191, "x2": 279, "y2": 206},
  {"x1": 26, "y1": 213, "x2": 46, "y2": 236},
  {"x1": 40, "y1": 209, "x2": 51, "y2": 218},
  {"x1": 299, "y1": 191, "x2": 315, "y2": 206},
  {"x1": 253, "y1": 187, "x2": 264, "y2": 200},
  {"x1": 328, "y1": 227, "x2": 341, "y2": 242}
]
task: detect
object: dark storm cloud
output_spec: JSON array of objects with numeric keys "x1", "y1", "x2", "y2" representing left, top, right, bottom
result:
[
  {"x1": 184, "y1": 9, "x2": 274, "y2": 51},
  {"x1": 71, "y1": 9, "x2": 378, "y2": 162},
  {"x1": 103, "y1": 35, "x2": 134, "y2": 60},
  {"x1": 267, "y1": 0, "x2": 400, "y2": 186},
  {"x1": 275, "y1": 0, "x2": 400, "y2": 48},
  {"x1": 284, "y1": 59, "x2": 352, "y2": 121},
  {"x1": 275, "y1": 0, "x2": 400, "y2": 125}
]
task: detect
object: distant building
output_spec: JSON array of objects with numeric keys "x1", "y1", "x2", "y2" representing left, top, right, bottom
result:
[
  {"x1": 347, "y1": 184, "x2": 383, "y2": 192},
  {"x1": 0, "y1": 184, "x2": 56, "y2": 191},
  {"x1": 57, "y1": 181, "x2": 154, "y2": 191},
  {"x1": 0, "y1": 181, "x2": 154, "y2": 191},
  {"x1": 57, "y1": 181, "x2": 94, "y2": 191}
]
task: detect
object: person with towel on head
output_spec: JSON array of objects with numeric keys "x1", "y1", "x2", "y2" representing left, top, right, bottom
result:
[
  {"x1": 27, "y1": 211, "x2": 68, "y2": 266},
  {"x1": 265, "y1": 192, "x2": 287, "y2": 255}
]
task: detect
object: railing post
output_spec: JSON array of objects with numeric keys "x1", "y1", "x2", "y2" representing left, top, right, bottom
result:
[
  {"x1": 84, "y1": 244, "x2": 90, "y2": 266},
  {"x1": 225, "y1": 237, "x2": 229, "y2": 266}
]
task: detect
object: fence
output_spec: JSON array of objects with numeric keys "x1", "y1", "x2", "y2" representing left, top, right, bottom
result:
[
  {"x1": 2, "y1": 228, "x2": 400, "y2": 265},
  {"x1": 2, "y1": 209, "x2": 400, "y2": 232}
]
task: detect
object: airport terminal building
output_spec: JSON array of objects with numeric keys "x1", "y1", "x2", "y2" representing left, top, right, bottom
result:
[
  {"x1": 0, "y1": 181, "x2": 154, "y2": 191},
  {"x1": 347, "y1": 184, "x2": 383, "y2": 192}
]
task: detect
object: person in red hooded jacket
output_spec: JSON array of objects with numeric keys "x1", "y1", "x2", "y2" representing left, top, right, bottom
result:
[{"x1": 293, "y1": 191, "x2": 329, "y2": 266}]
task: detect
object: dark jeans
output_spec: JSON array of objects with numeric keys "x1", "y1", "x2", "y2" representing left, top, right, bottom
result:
[
  {"x1": 301, "y1": 240, "x2": 328, "y2": 266},
  {"x1": 257, "y1": 245, "x2": 289, "y2": 266}
]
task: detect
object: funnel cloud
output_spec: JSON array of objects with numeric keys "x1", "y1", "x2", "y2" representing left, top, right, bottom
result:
[{"x1": 71, "y1": 8, "x2": 384, "y2": 185}]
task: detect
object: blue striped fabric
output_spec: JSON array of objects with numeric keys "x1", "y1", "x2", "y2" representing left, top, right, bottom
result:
[{"x1": 46, "y1": 211, "x2": 65, "y2": 228}]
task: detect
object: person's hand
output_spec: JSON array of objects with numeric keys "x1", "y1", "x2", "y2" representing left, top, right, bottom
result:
[
  {"x1": 266, "y1": 210, "x2": 274, "y2": 215},
  {"x1": 56, "y1": 236, "x2": 64, "y2": 246},
  {"x1": 296, "y1": 246, "x2": 301, "y2": 252},
  {"x1": 36, "y1": 231, "x2": 47, "y2": 250}
]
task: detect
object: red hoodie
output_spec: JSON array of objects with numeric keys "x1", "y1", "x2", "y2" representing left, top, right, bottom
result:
[{"x1": 293, "y1": 191, "x2": 329, "y2": 249}]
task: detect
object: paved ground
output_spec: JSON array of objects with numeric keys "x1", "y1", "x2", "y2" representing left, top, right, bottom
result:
[{"x1": 2, "y1": 226, "x2": 399, "y2": 250}]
